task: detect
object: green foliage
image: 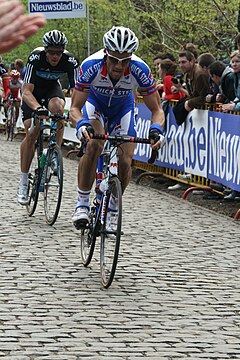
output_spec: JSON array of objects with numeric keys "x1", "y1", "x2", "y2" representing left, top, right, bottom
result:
[{"x1": 2, "y1": 0, "x2": 239, "y2": 71}]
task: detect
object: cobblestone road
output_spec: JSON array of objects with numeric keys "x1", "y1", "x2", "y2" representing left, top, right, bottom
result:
[{"x1": 0, "y1": 132, "x2": 240, "y2": 359}]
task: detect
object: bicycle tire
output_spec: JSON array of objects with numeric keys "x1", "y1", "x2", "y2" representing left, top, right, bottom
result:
[
  {"x1": 5, "y1": 107, "x2": 11, "y2": 141},
  {"x1": 9, "y1": 106, "x2": 15, "y2": 141},
  {"x1": 44, "y1": 145, "x2": 63, "y2": 225},
  {"x1": 26, "y1": 145, "x2": 39, "y2": 216},
  {"x1": 80, "y1": 186, "x2": 100, "y2": 267},
  {"x1": 5, "y1": 118, "x2": 10, "y2": 141},
  {"x1": 100, "y1": 176, "x2": 122, "y2": 288}
]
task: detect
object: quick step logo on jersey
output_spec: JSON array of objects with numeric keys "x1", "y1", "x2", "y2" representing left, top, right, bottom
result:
[{"x1": 28, "y1": 0, "x2": 86, "y2": 19}]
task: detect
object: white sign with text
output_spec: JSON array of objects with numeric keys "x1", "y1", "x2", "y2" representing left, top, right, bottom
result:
[{"x1": 28, "y1": 0, "x2": 86, "y2": 19}]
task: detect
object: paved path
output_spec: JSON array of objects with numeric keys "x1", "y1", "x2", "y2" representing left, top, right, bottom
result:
[{"x1": 0, "y1": 132, "x2": 240, "y2": 359}]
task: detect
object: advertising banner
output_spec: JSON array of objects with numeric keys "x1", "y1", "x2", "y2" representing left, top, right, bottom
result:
[
  {"x1": 134, "y1": 103, "x2": 240, "y2": 191},
  {"x1": 28, "y1": 0, "x2": 86, "y2": 19}
]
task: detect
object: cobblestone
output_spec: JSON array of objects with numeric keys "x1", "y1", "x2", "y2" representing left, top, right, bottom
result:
[{"x1": 0, "y1": 133, "x2": 240, "y2": 359}]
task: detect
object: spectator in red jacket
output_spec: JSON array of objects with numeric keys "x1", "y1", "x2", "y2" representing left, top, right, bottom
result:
[{"x1": 159, "y1": 59, "x2": 187, "y2": 101}]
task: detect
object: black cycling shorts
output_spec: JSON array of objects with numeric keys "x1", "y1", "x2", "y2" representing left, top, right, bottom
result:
[{"x1": 21, "y1": 82, "x2": 65, "y2": 121}]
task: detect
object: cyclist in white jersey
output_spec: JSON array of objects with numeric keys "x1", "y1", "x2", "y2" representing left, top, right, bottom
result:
[{"x1": 70, "y1": 26, "x2": 165, "y2": 229}]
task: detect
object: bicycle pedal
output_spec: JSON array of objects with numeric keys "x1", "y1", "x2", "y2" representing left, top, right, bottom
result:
[{"x1": 74, "y1": 220, "x2": 89, "y2": 230}]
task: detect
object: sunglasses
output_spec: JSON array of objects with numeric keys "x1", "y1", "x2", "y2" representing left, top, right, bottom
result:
[
  {"x1": 106, "y1": 50, "x2": 131, "y2": 65},
  {"x1": 46, "y1": 50, "x2": 64, "y2": 56}
]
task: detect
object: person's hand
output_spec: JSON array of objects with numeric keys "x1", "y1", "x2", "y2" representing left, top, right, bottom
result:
[
  {"x1": 33, "y1": 107, "x2": 49, "y2": 119},
  {"x1": 205, "y1": 94, "x2": 213, "y2": 103},
  {"x1": 76, "y1": 119, "x2": 94, "y2": 142},
  {"x1": 156, "y1": 81, "x2": 163, "y2": 92},
  {"x1": 172, "y1": 81, "x2": 183, "y2": 92},
  {"x1": 149, "y1": 123, "x2": 164, "y2": 151},
  {"x1": 0, "y1": 0, "x2": 46, "y2": 53},
  {"x1": 218, "y1": 102, "x2": 235, "y2": 113},
  {"x1": 184, "y1": 100, "x2": 192, "y2": 112}
]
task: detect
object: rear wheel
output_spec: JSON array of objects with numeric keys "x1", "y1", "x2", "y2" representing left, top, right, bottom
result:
[
  {"x1": 44, "y1": 145, "x2": 63, "y2": 225},
  {"x1": 26, "y1": 145, "x2": 39, "y2": 216},
  {"x1": 100, "y1": 176, "x2": 122, "y2": 288}
]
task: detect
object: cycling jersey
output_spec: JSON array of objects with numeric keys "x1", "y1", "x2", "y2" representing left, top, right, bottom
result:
[
  {"x1": 0, "y1": 63, "x2": 8, "y2": 77},
  {"x1": 75, "y1": 49, "x2": 156, "y2": 108},
  {"x1": 5, "y1": 79, "x2": 23, "y2": 101},
  {"x1": 0, "y1": 63, "x2": 10, "y2": 94},
  {"x1": 75, "y1": 49, "x2": 156, "y2": 136},
  {"x1": 24, "y1": 47, "x2": 79, "y2": 89}
]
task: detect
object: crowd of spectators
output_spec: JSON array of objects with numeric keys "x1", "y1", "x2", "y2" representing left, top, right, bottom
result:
[{"x1": 152, "y1": 38, "x2": 240, "y2": 201}]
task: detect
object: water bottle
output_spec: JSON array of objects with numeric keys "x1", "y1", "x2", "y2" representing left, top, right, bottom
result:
[
  {"x1": 99, "y1": 178, "x2": 107, "y2": 193},
  {"x1": 40, "y1": 149, "x2": 47, "y2": 169},
  {"x1": 96, "y1": 179, "x2": 107, "y2": 204}
]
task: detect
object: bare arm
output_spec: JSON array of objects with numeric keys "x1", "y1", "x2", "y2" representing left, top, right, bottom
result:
[
  {"x1": 22, "y1": 82, "x2": 41, "y2": 111},
  {"x1": 69, "y1": 89, "x2": 89, "y2": 127},
  {"x1": 142, "y1": 91, "x2": 165, "y2": 128}
]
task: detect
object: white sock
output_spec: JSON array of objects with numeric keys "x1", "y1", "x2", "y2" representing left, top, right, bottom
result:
[
  {"x1": 76, "y1": 188, "x2": 90, "y2": 209},
  {"x1": 19, "y1": 172, "x2": 28, "y2": 186}
]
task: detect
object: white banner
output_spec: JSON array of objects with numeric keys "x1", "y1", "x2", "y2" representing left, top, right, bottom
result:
[{"x1": 28, "y1": 0, "x2": 86, "y2": 19}]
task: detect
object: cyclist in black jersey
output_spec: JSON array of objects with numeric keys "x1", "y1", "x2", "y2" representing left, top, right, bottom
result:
[{"x1": 17, "y1": 30, "x2": 79, "y2": 205}]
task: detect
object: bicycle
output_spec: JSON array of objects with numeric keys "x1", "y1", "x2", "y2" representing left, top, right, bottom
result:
[
  {"x1": 5, "y1": 97, "x2": 17, "y2": 141},
  {"x1": 26, "y1": 110, "x2": 68, "y2": 225},
  {"x1": 68, "y1": 134, "x2": 157, "y2": 288}
]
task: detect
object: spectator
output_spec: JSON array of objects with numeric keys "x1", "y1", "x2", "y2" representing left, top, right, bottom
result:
[
  {"x1": 169, "y1": 50, "x2": 210, "y2": 188},
  {"x1": 153, "y1": 52, "x2": 176, "y2": 71},
  {"x1": 197, "y1": 52, "x2": 219, "y2": 103},
  {"x1": 15, "y1": 59, "x2": 26, "y2": 80},
  {"x1": 213, "y1": 51, "x2": 240, "y2": 201},
  {"x1": 220, "y1": 50, "x2": 240, "y2": 113},
  {"x1": 159, "y1": 59, "x2": 187, "y2": 101},
  {"x1": 180, "y1": 43, "x2": 198, "y2": 60},
  {"x1": 208, "y1": 60, "x2": 235, "y2": 104},
  {"x1": 153, "y1": 54, "x2": 162, "y2": 72},
  {"x1": 154, "y1": 52, "x2": 177, "y2": 96},
  {"x1": 172, "y1": 50, "x2": 210, "y2": 125}
]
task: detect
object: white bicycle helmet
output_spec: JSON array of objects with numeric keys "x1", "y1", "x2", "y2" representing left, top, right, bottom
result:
[
  {"x1": 103, "y1": 26, "x2": 139, "y2": 53},
  {"x1": 43, "y1": 30, "x2": 68, "y2": 48}
]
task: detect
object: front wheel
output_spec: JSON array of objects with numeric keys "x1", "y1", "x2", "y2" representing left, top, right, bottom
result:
[
  {"x1": 100, "y1": 176, "x2": 122, "y2": 288},
  {"x1": 44, "y1": 145, "x2": 63, "y2": 225},
  {"x1": 26, "y1": 145, "x2": 39, "y2": 216},
  {"x1": 80, "y1": 185, "x2": 100, "y2": 267},
  {"x1": 6, "y1": 106, "x2": 15, "y2": 141}
]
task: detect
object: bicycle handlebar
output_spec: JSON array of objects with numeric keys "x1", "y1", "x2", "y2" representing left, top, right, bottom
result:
[
  {"x1": 91, "y1": 134, "x2": 158, "y2": 164},
  {"x1": 33, "y1": 111, "x2": 69, "y2": 121},
  {"x1": 67, "y1": 133, "x2": 159, "y2": 164}
]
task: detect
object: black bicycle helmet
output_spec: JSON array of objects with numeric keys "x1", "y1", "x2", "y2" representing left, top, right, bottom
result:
[{"x1": 43, "y1": 30, "x2": 68, "y2": 48}]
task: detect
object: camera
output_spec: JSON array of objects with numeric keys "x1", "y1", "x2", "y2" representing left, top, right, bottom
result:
[{"x1": 172, "y1": 74, "x2": 184, "y2": 85}]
